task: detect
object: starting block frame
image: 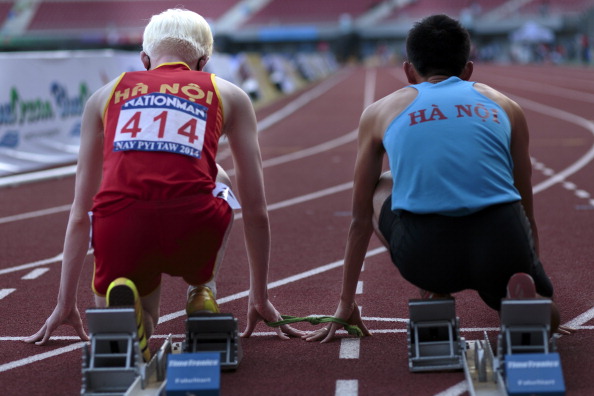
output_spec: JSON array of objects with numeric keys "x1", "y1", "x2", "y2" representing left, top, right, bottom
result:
[
  {"x1": 407, "y1": 298, "x2": 465, "y2": 372},
  {"x1": 497, "y1": 298, "x2": 554, "y2": 359},
  {"x1": 462, "y1": 298, "x2": 563, "y2": 396},
  {"x1": 183, "y1": 313, "x2": 242, "y2": 370},
  {"x1": 81, "y1": 308, "x2": 170, "y2": 396},
  {"x1": 407, "y1": 295, "x2": 564, "y2": 396},
  {"x1": 81, "y1": 308, "x2": 242, "y2": 395}
]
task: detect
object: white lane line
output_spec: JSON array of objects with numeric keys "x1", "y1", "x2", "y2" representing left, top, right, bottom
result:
[
  {"x1": 6, "y1": 323, "x2": 594, "y2": 342},
  {"x1": 0, "y1": 165, "x2": 77, "y2": 188},
  {"x1": 516, "y1": 96, "x2": 594, "y2": 194},
  {"x1": 0, "y1": 289, "x2": 16, "y2": 300},
  {"x1": 236, "y1": 182, "x2": 353, "y2": 220},
  {"x1": 0, "y1": 204, "x2": 72, "y2": 225},
  {"x1": 1, "y1": 187, "x2": 354, "y2": 274},
  {"x1": 158, "y1": 247, "x2": 387, "y2": 324},
  {"x1": 21, "y1": 268, "x2": 50, "y2": 280},
  {"x1": 0, "y1": 253, "x2": 65, "y2": 276},
  {"x1": 335, "y1": 379, "x2": 358, "y2": 396},
  {"x1": 356, "y1": 281, "x2": 363, "y2": 295},
  {"x1": 339, "y1": 338, "x2": 361, "y2": 359},
  {"x1": 0, "y1": 342, "x2": 86, "y2": 373},
  {"x1": 532, "y1": 158, "x2": 594, "y2": 207},
  {"x1": 362, "y1": 317, "x2": 408, "y2": 323},
  {"x1": 433, "y1": 381, "x2": 469, "y2": 396},
  {"x1": 1, "y1": 248, "x2": 389, "y2": 374},
  {"x1": 563, "y1": 306, "x2": 594, "y2": 329},
  {"x1": 257, "y1": 70, "x2": 353, "y2": 133}
]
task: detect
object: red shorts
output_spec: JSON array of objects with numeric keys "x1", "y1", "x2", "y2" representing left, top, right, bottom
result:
[{"x1": 91, "y1": 194, "x2": 232, "y2": 296}]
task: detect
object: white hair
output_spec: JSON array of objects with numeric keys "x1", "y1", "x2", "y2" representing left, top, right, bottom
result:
[{"x1": 142, "y1": 8, "x2": 213, "y2": 62}]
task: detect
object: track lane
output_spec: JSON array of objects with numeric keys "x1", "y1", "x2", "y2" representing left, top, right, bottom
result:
[{"x1": 1, "y1": 64, "x2": 593, "y2": 395}]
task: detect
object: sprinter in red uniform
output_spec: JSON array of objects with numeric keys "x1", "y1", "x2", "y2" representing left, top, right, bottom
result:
[{"x1": 26, "y1": 8, "x2": 302, "y2": 350}]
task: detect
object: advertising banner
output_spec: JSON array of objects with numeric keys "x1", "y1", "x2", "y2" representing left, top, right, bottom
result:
[{"x1": 0, "y1": 50, "x2": 142, "y2": 176}]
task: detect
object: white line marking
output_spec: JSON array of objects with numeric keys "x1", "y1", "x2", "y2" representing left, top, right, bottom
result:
[
  {"x1": 515, "y1": 96, "x2": 594, "y2": 193},
  {"x1": 0, "y1": 342, "x2": 86, "y2": 373},
  {"x1": 563, "y1": 306, "x2": 594, "y2": 328},
  {"x1": 21, "y1": 268, "x2": 50, "y2": 280},
  {"x1": 158, "y1": 247, "x2": 387, "y2": 324},
  {"x1": 257, "y1": 70, "x2": 352, "y2": 133},
  {"x1": 339, "y1": 338, "x2": 360, "y2": 359},
  {"x1": 0, "y1": 165, "x2": 77, "y2": 188},
  {"x1": 0, "y1": 253, "x2": 64, "y2": 275},
  {"x1": 0, "y1": 204, "x2": 71, "y2": 225},
  {"x1": 0, "y1": 289, "x2": 16, "y2": 300},
  {"x1": 432, "y1": 380, "x2": 469, "y2": 396},
  {"x1": 356, "y1": 281, "x2": 363, "y2": 294},
  {"x1": 336, "y1": 379, "x2": 358, "y2": 396},
  {"x1": 362, "y1": 317, "x2": 408, "y2": 323},
  {"x1": 575, "y1": 189, "x2": 590, "y2": 198},
  {"x1": 6, "y1": 323, "x2": 594, "y2": 342},
  {"x1": 258, "y1": 182, "x2": 352, "y2": 214},
  {"x1": 257, "y1": 130, "x2": 358, "y2": 171}
]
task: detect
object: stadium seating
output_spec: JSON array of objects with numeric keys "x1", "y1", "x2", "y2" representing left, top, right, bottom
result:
[{"x1": 241, "y1": 0, "x2": 382, "y2": 26}]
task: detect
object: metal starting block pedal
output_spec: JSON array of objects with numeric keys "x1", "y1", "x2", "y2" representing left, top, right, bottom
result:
[
  {"x1": 407, "y1": 298, "x2": 465, "y2": 372},
  {"x1": 497, "y1": 298, "x2": 554, "y2": 358},
  {"x1": 182, "y1": 313, "x2": 242, "y2": 371},
  {"x1": 81, "y1": 308, "x2": 171, "y2": 396}
]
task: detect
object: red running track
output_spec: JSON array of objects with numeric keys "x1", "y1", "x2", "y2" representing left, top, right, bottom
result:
[{"x1": 1, "y1": 64, "x2": 593, "y2": 396}]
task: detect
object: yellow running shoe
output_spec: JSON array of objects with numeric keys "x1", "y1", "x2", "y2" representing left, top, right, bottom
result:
[
  {"x1": 186, "y1": 285, "x2": 220, "y2": 315},
  {"x1": 106, "y1": 278, "x2": 151, "y2": 362}
]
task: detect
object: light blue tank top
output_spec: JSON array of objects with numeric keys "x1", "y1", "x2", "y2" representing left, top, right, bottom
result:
[{"x1": 383, "y1": 77, "x2": 521, "y2": 216}]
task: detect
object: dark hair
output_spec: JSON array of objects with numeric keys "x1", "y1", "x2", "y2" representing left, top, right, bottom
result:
[{"x1": 406, "y1": 14, "x2": 470, "y2": 77}]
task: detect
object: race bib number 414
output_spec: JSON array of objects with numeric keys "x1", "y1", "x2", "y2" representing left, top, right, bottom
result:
[{"x1": 113, "y1": 93, "x2": 208, "y2": 158}]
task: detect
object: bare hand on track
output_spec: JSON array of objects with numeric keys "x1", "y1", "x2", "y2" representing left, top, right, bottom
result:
[
  {"x1": 241, "y1": 298, "x2": 306, "y2": 340},
  {"x1": 303, "y1": 301, "x2": 371, "y2": 343},
  {"x1": 23, "y1": 304, "x2": 89, "y2": 345}
]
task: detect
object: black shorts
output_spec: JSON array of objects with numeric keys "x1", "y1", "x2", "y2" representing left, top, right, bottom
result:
[{"x1": 378, "y1": 197, "x2": 553, "y2": 310}]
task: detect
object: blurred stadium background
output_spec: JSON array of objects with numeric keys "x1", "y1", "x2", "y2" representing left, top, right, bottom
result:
[{"x1": 1, "y1": 0, "x2": 594, "y2": 177}]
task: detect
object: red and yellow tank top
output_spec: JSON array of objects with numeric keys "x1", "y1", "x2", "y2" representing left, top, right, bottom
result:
[{"x1": 93, "y1": 62, "x2": 224, "y2": 215}]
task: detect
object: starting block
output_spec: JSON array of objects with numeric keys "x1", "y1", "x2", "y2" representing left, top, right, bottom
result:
[
  {"x1": 81, "y1": 309, "x2": 242, "y2": 395},
  {"x1": 462, "y1": 298, "x2": 565, "y2": 396},
  {"x1": 407, "y1": 298, "x2": 465, "y2": 372},
  {"x1": 81, "y1": 308, "x2": 170, "y2": 395},
  {"x1": 182, "y1": 313, "x2": 242, "y2": 371}
]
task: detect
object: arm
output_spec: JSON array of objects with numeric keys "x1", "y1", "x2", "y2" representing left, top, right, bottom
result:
[
  {"x1": 507, "y1": 100, "x2": 540, "y2": 254},
  {"x1": 306, "y1": 103, "x2": 386, "y2": 342},
  {"x1": 25, "y1": 86, "x2": 106, "y2": 345},
  {"x1": 218, "y1": 79, "x2": 303, "y2": 339}
]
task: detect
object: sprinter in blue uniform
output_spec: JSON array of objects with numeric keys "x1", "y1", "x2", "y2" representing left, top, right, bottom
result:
[{"x1": 305, "y1": 14, "x2": 573, "y2": 342}]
